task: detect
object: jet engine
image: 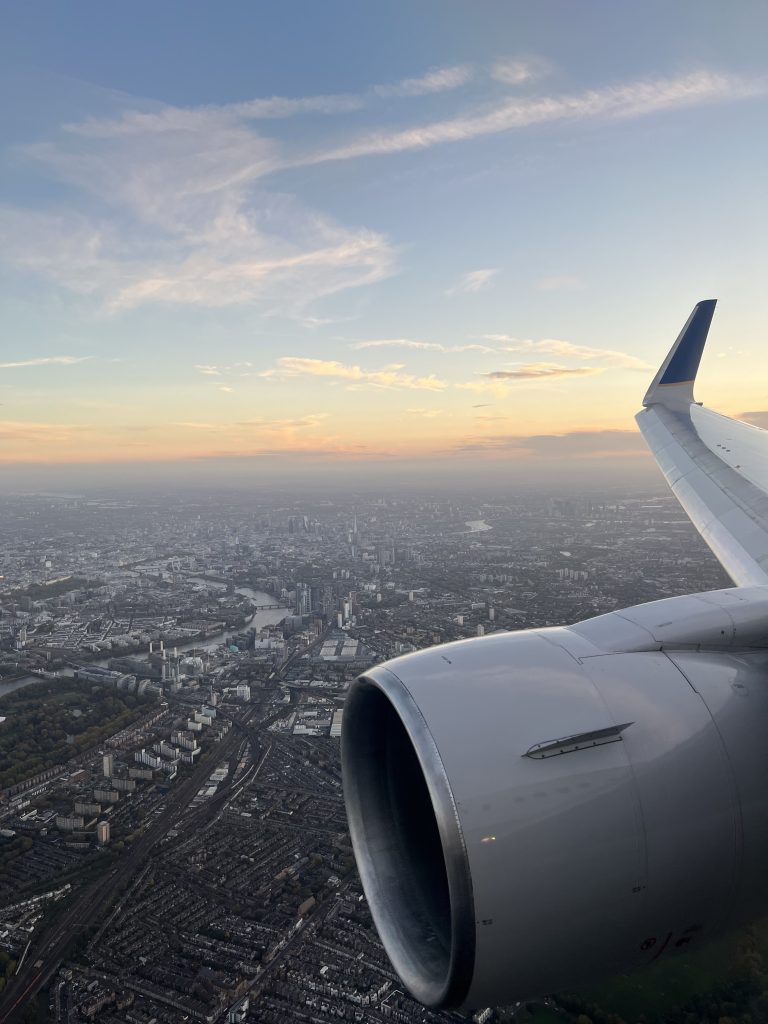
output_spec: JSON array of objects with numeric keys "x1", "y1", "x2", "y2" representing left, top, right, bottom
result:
[{"x1": 341, "y1": 587, "x2": 768, "y2": 1010}]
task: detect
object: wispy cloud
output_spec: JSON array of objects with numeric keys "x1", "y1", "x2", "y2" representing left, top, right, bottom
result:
[
  {"x1": 69, "y1": 95, "x2": 367, "y2": 137},
  {"x1": 68, "y1": 63, "x2": 474, "y2": 138},
  {"x1": 484, "y1": 362, "x2": 603, "y2": 380},
  {"x1": 0, "y1": 356, "x2": 89, "y2": 369},
  {"x1": 485, "y1": 336, "x2": 653, "y2": 370},
  {"x1": 193, "y1": 361, "x2": 254, "y2": 380},
  {"x1": 276, "y1": 356, "x2": 447, "y2": 391},
  {"x1": 5, "y1": 65, "x2": 766, "y2": 321},
  {"x1": 296, "y1": 314, "x2": 349, "y2": 329},
  {"x1": 459, "y1": 362, "x2": 603, "y2": 395},
  {"x1": 174, "y1": 421, "x2": 228, "y2": 431},
  {"x1": 491, "y1": 57, "x2": 552, "y2": 86},
  {"x1": 0, "y1": 420, "x2": 88, "y2": 442},
  {"x1": 374, "y1": 65, "x2": 474, "y2": 98},
  {"x1": 176, "y1": 413, "x2": 330, "y2": 432},
  {"x1": 350, "y1": 338, "x2": 495, "y2": 353},
  {"x1": 351, "y1": 338, "x2": 442, "y2": 351},
  {"x1": 447, "y1": 268, "x2": 498, "y2": 294},
  {"x1": 171, "y1": 411, "x2": 351, "y2": 459},
  {"x1": 5, "y1": 112, "x2": 396, "y2": 312},
  {"x1": 305, "y1": 71, "x2": 767, "y2": 165},
  {"x1": 259, "y1": 413, "x2": 329, "y2": 429},
  {"x1": 108, "y1": 227, "x2": 395, "y2": 312},
  {"x1": 407, "y1": 407, "x2": 442, "y2": 418}
]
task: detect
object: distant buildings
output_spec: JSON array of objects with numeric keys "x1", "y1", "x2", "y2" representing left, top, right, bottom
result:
[{"x1": 0, "y1": 488, "x2": 736, "y2": 1024}]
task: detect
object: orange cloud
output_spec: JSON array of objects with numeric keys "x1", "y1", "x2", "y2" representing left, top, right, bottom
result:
[{"x1": 276, "y1": 357, "x2": 447, "y2": 391}]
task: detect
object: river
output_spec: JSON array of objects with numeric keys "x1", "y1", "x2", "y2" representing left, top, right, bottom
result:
[{"x1": 0, "y1": 587, "x2": 288, "y2": 699}]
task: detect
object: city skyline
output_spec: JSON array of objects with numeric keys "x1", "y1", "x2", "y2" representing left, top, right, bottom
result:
[
  {"x1": 0, "y1": 486, "x2": 732, "y2": 1022},
  {"x1": 2, "y1": 2, "x2": 767, "y2": 474}
]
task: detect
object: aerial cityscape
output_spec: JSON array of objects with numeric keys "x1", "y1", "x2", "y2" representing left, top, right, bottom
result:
[
  {"x1": 3, "y1": 1, "x2": 767, "y2": 1021},
  {"x1": 0, "y1": 485, "x2": 747, "y2": 1023}
]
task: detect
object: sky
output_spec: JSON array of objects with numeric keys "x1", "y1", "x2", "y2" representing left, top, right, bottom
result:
[{"x1": 1, "y1": 1, "x2": 767, "y2": 487}]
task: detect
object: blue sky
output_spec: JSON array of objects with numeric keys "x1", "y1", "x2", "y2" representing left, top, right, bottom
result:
[{"x1": 1, "y1": 1, "x2": 767, "y2": 472}]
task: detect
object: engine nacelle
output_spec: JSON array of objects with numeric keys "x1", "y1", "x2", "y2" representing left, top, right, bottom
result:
[{"x1": 342, "y1": 590, "x2": 768, "y2": 1010}]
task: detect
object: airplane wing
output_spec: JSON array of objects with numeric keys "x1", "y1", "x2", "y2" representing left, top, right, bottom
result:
[{"x1": 637, "y1": 299, "x2": 768, "y2": 587}]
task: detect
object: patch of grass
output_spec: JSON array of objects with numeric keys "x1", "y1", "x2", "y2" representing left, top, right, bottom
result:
[
  {"x1": 572, "y1": 919, "x2": 768, "y2": 1021},
  {"x1": 528, "y1": 1006, "x2": 565, "y2": 1024}
]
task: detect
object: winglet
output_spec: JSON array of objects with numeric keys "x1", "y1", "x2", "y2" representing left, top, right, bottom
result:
[{"x1": 642, "y1": 299, "x2": 717, "y2": 409}]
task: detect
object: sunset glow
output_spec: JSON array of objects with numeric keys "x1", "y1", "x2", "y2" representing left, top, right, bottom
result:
[{"x1": 2, "y1": 4, "x2": 767, "y2": 476}]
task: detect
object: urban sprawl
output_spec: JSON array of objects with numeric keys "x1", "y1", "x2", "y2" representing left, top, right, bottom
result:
[{"x1": 0, "y1": 490, "x2": 730, "y2": 1024}]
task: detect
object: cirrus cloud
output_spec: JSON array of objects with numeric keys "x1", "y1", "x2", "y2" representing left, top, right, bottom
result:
[
  {"x1": 276, "y1": 356, "x2": 448, "y2": 391},
  {"x1": 350, "y1": 338, "x2": 495, "y2": 353},
  {"x1": 305, "y1": 70, "x2": 768, "y2": 166},
  {"x1": 0, "y1": 356, "x2": 89, "y2": 369},
  {"x1": 4, "y1": 65, "x2": 766, "y2": 322},
  {"x1": 485, "y1": 336, "x2": 653, "y2": 370},
  {"x1": 447, "y1": 268, "x2": 499, "y2": 294},
  {"x1": 484, "y1": 362, "x2": 603, "y2": 380},
  {"x1": 68, "y1": 63, "x2": 475, "y2": 139},
  {"x1": 407, "y1": 407, "x2": 442, "y2": 418},
  {"x1": 491, "y1": 57, "x2": 552, "y2": 86},
  {"x1": 374, "y1": 65, "x2": 474, "y2": 98}
]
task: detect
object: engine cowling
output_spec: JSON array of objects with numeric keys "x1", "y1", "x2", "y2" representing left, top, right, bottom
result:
[{"x1": 341, "y1": 592, "x2": 768, "y2": 1010}]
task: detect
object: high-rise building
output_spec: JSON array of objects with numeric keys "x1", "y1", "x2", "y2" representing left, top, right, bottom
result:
[
  {"x1": 94, "y1": 788, "x2": 120, "y2": 804},
  {"x1": 96, "y1": 821, "x2": 110, "y2": 845},
  {"x1": 102, "y1": 753, "x2": 114, "y2": 778},
  {"x1": 295, "y1": 582, "x2": 311, "y2": 616},
  {"x1": 75, "y1": 801, "x2": 102, "y2": 817},
  {"x1": 56, "y1": 814, "x2": 85, "y2": 832}
]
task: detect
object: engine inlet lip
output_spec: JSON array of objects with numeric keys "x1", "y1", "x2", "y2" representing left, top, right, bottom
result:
[{"x1": 342, "y1": 665, "x2": 475, "y2": 1009}]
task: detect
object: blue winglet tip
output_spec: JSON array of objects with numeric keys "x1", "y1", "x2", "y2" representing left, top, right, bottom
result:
[{"x1": 658, "y1": 299, "x2": 717, "y2": 387}]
